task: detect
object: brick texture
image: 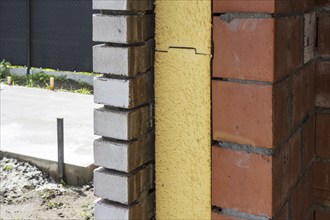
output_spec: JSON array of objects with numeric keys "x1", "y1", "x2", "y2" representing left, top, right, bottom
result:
[
  {"x1": 212, "y1": 130, "x2": 302, "y2": 217},
  {"x1": 93, "y1": 41, "x2": 152, "y2": 77},
  {"x1": 213, "y1": 17, "x2": 275, "y2": 82},
  {"x1": 312, "y1": 5, "x2": 330, "y2": 215},
  {"x1": 92, "y1": 0, "x2": 155, "y2": 218},
  {"x1": 212, "y1": 81, "x2": 273, "y2": 148},
  {"x1": 315, "y1": 113, "x2": 330, "y2": 159},
  {"x1": 304, "y1": 12, "x2": 316, "y2": 63},
  {"x1": 290, "y1": 170, "x2": 313, "y2": 220},
  {"x1": 93, "y1": 73, "x2": 152, "y2": 109},
  {"x1": 213, "y1": 15, "x2": 302, "y2": 82},
  {"x1": 302, "y1": 116, "x2": 315, "y2": 169},
  {"x1": 318, "y1": 13, "x2": 330, "y2": 55},
  {"x1": 292, "y1": 63, "x2": 315, "y2": 129},
  {"x1": 275, "y1": 16, "x2": 303, "y2": 81},
  {"x1": 93, "y1": 134, "x2": 154, "y2": 173},
  {"x1": 212, "y1": 146, "x2": 273, "y2": 217},
  {"x1": 273, "y1": 78, "x2": 291, "y2": 148},
  {"x1": 93, "y1": 14, "x2": 154, "y2": 44},
  {"x1": 277, "y1": 202, "x2": 289, "y2": 220},
  {"x1": 311, "y1": 160, "x2": 330, "y2": 206},
  {"x1": 273, "y1": 130, "x2": 301, "y2": 212},
  {"x1": 315, "y1": 60, "x2": 330, "y2": 108},
  {"x1": 314, "y1": 208, "x2": 330, "y2": 220},
  {"x1": 213, "y1": 0, "x2": 316, "y2": 13},
  {"x1": 291, "y1": 0, "x2": 315, "y2": 12},
  {"x1": 316, "y1": 0, "x2": 330, "y2": 6},
  {"x1": 94, "y1": 194, "x2": 155, "y2": 220},
  {"x1": 92, "y1": 0, "x2": 154, "y2": 11},
  {"x1": 212, "y1": 0, "x2": 291, "y2": 13},
  {"x1": 94, "y1": 165, "x2": 154, "y2": 205},
  {"x1": 213, "y1": 80, "x2": 290, "y2": 149},
  {"x1": 94, "y1": 106, "x2": 152, "y2": 141},
  {"x1": 211, "y1": 1, "x2": 327, "y2": 219}
]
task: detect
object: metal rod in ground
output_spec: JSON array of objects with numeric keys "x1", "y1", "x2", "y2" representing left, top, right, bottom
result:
[{"x1": 57, "y1": 118, "x2": 64, "y2": 181}]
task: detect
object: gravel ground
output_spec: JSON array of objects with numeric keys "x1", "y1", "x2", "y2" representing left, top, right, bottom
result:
[{"x1": 0, "y1": 157, "x2": 95, "y2": 220}]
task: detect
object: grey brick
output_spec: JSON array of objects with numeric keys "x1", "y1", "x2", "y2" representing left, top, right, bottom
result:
[
  {"x1": 94, "y1": 165, "x2": 154, "y2": 204},
  {"x1": 92, "y1": 0, "x2": 154, "y2": 11},
  {"x1": 93, "y1": 72, "x2": 152, "y2": 108},
  {"x1": 94, "y1": 193, "x2": 155, "y2": 220},
  {"x1": 93, "y1": 40, "x2": 153, "y2": 76},
  {"x1": 304, "y1": 12, "x2": 316, "y2": 64},
  {"x1": 93, "y1": 14, "x2": 154, "y2": 44},
  {"x1": 94, "y1": 105, "x2": 152, "y2": 140},
  {"x1": 94, "y1": 133, "x2": 154, "y2": 173}
]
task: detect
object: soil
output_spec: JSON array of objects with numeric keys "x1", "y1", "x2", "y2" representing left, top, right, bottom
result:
[{"x1": 0, "y1": 157, "x2": 96, "y2": 220}]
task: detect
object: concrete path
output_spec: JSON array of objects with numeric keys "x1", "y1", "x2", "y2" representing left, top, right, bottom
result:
[{"x1": 0, "y1": 85, "x2": 100, "y2": 167}]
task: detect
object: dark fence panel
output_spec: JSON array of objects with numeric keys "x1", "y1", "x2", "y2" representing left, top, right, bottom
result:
[
  {"x1": 0, "y1": 0, "x2": 28, "y2": 66},
  {"x1": 0, "y1": 0, "x2": 93, "y2": 72},
  {"x1": 30, "y1": 0, "x2": 93, "y2": 72}
]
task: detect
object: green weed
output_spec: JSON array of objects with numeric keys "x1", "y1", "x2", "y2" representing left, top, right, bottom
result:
[
  {"x1": 0, "y1": 60, "x2": 11, "y2": 79},
  {"x1": 47, "y1": 201, "x2": 63, "y2": 209},
  {"x1": 73, "y1": 88, "x2": 92, "y2": 95},
  {"x1": 1, "y1": 62, "x2": 93, "y2": 94},
  {"x1": 3, "y1": 164, "x2": 12, "y2": 172}
]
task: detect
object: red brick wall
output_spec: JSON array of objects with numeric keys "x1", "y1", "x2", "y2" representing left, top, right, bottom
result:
[
  {"x1": 212, "y1": 0, "x2": 330, "y2": 219},
  {"x1": 313, "y1": 1, "x2": 330, "y2": 216}
]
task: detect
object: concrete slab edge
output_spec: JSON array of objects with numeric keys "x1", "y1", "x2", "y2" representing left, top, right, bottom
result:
[{"x1": 0, "y1": 150, "x2": 96, "y2": 186}]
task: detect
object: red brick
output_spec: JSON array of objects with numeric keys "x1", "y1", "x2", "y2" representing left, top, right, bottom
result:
[
  {"x1": 212, "y1": 81, "x2": 273, "y2": 148},
  {"x1": 277, "y1": 202, "x2": 289, "y2": 220},
  {"x1": 212, "y1": 146, "x2": 273, "y2": 217},
  {"x1": 212, "y1": 0, "x2": 315, "y2": 13},
  {"x1": 302, "y1": 116, "x2": 315, "y2": 169},
  {"x1": 315, "y1": 60, "x2": 330, "y2": 108},
  {"x1": 212, "y1": 80, "x2": 290, "y2": 148},
  {"x1": 290, "y1": 170, "x2": 313, "y2": 220},
  {"x1": 305, "y1": 0, "x2": 316, "y2": 10},
  {"x1": 273, "y1": 131, "x2": 301, "y2": 212},
  {"x1": 315, "y1": 113, "x2": 330, "y2": 158},
  {"x1": 314, "y1": 208, "x2": 330, "y2": 220},
  {"x1": 312, "y1": 188, "x2": 330, "y2": 206},
  {"x1": 273, "y1": 78, "x2": 291, "y2": 147},
  {"x1": 315, "y1": 0, "x2": 330, "y2": 6},
  {"x1": 212, "y1": 0, "x2": 291, "y2": 13},
  {"x1": 211, "y1": 211, "x2": 241, "y2": 220},
  {"x1": 311, "y1": 160, "x2": 330, "y2": 205},
  {"x1": 318, "y1": 13, "x2": 330, "y2": 55},
  {"x1": 212, "y1": 130, "x2": 301, "y2": 217},
  {"x1": 275, "y1": 16, "x2": 303, "y2": 81},
  {"x1": 213, "y1": 17, "x2": 275, "y2": 82},
  {"x1": 292, "y1": 63, "x2": 315, "y2": 129},
  {"x1": 306, "y1": 211, "x2": 315, "y2": 220},
  {"x1": 213, "y1": 16, "x2": 302, "y2": 82},
  {"x1": 291, "y1": 0, "x2": 315, "y2": 12}
]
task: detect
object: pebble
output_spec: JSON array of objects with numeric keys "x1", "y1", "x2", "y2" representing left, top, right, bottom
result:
[
  {"x1": 0, "y1": 157, "x2": 94, "y2": 208},
  {"x1": 0, "y1": 157, "x2": 49, "y2": 204}
]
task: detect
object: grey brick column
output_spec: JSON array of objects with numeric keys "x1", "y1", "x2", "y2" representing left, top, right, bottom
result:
[{"x1": 92, "y1": 1, "x2": 155, "y2": 219}]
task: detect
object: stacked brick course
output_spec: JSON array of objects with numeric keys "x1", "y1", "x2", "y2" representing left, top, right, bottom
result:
[
  {"x1": 92, "y1": 0, "x2": 155, "y2": 219},
  {"x1": 313, "y1": 0, "x2": 330, "y2": 217},
  {"x1": 212, "y1": 0, "x2": 330, "y2": 219}
]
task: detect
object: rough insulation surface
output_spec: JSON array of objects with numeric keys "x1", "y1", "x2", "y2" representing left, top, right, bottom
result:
[
  {"x1": 155, "y1": 49, "x2": 211, "y2": 219},
  {"x1": 155, "y1": 0, "x2": 211, "y2": 54}
]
